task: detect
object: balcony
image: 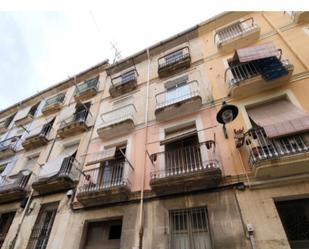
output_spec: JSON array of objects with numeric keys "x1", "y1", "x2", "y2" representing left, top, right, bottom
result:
[
  {"x1": 0, "y1": 137, "x2": 20, "y2": 159},
  {"x1": 41, "y1": 93, "x2": 65, "y2": 116},
  {"x1": 109, "y1": 70, "x2": 138, "y2": 97},
  {"x1": 57, "y1": 110, "x2": 91, "y2": 139},
  {"x1": 97, "y1": 104, "x2": 136, "y2": 140},
  {"x1": 290, "y1": 11, "x2": 309, "y2": 24},
  {"x1": 76, "y1": 161, "x2": 131, "y2": 207},
  {"x1": 15, "y1": 113, "x2": 34, "y2": 127},
  {"x1": 214, "y1": 18, "x2": 260, "y2": 53},
  {"x1": 225, "y1": 56, "x2": 294, "y2": 98},
  {"x1": 150, "y1": 142, "x2": 221, "y2": 194},
  {"x1": 0, "y1": 171, "x2": 31, "y2": 204},
  {"x1": 22, "y1": 123, "x2": 52, "y2": 151},
  {"x1": 32, "y1": 157, "x2": 81, "y2": 195},
  {"x1": 158, "y1": 47, "x2": 191, "y2": 77},
  {"x1": 155, "y1": 80, "x2": 202, "y2": 121},
  {"x1": 242, "y1": 128, "x2": 309, "y2": 179},
  {"x1": 74, "y1": 77, "x2": 99, "y2": 102}
]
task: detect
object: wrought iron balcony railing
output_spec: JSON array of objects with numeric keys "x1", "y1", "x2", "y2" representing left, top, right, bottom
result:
[
  {"x1": 150, "y1": 142, "x2": 220, "y2": 180},
  {"x1": 214, "y1": 18, "x2": 259, "y2": 46},
  {"x1": 158, "y1": 47, "x2": 190, "y2": 70},
  {"x1": 59, "y1": 110, "x2": 91, "y2": 129},
  {"x1": 99, "y1": 104, "x2": 136, "y2": 129},
  {"x1": 0, "y1": 136, "x2": 20, "y2": 153},
  {"x1": 78, "y1": 161, "x2": 131, "y2": 194},
  {"x1": 43, "y1": 93, "x2": 65, "y2": 109},
  {"x1": 75, "y1": 77, "x2": 99, "y2": 95},
  {"x1": 111, "y1": 70, "x2": 137, "y2": 87},
  {"x1": 0, "y1": 172, "x2": 31, "y2": 193},
  {"x1": 155, "y1": 80, "x2": 200, "y2": 110},
  {"x1": 243, "y1": 128, "x2": 309, "y2": 167},
  {"x1": 224, "y1": 51, "x2": 292, "y2": 87}
]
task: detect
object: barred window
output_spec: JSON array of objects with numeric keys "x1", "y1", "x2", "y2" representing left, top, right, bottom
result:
[
  {"x1": 169, "y1": 207, "x2": 212, "y2": 249},
  {"x1": 26, "y1": 203, "x2": 58, "y2": 249},
  {"x1": 0, "y1": 212, "x2": 15, "y2": 247},
  {"x1": 276, "y1": 199, "x2": 309, "y2": 249}
]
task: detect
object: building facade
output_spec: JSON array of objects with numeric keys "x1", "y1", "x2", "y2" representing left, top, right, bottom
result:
[{"x1": 0, "y1": 11, "x2": 309, "y2": 249}]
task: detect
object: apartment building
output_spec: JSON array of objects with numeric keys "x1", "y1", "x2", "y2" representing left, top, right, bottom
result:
[{"x1": 0, "y1": 11, "x2": 308, "y2": 249}]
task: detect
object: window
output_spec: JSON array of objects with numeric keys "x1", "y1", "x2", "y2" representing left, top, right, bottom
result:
[
  {"x1": 276, "y1": 199, "x2": 309, "y2": 249},
  {"x1": 0, "y1": 163, "x2": 7, "y2": 175},
  {"x1": 1, "y1": 113, "x2": 16, "y2": 130},
  {"x1": 29, "y1": 102, "x2": 40, "y2": 117},
  {"x1": 0, "y1": 212, "x2": 15, "y2": 247},
  {"x1": 74, "y1": 102, "x2": 91, "y2": 122},
  {"x1": 99, "y1": 146, "x2": 126, "y2": 188},
  {"x1": 121, "y1": 70, "x2": 136, "y2": 84},
  {"x1": 83, "y1": 219, "x2": 122, "y2": 249},
  {"x1": 165, "y1": 76, "x2": 189, "y2": 104},
  {"x1": 165, "y1": 50, "x2": 184, "y2": 65},
  {"x1": 41, "y1": 118, "x2": 55, "y2": 137},
  {"x1": 169, "y1": 207, "x2": 212, "y2": 249},
  {"x1": 26, "y1": 203, "x2": 58, "y2": 249}
]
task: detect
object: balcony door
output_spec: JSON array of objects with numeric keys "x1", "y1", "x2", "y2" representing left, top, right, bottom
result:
[
  {"x1": 99, "y1": 147, "x2": 126, "y2": 188},
  {"x1": 165, "y1": 135, "x2": 202, "y2": 176},
  {"x1": 74, "y1": 102, "x2": 91, "y2": 122}
]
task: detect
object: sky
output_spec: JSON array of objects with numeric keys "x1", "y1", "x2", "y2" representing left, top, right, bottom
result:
[{"x1": 0, "y1": 0, "x2": 307, "y2": 110}]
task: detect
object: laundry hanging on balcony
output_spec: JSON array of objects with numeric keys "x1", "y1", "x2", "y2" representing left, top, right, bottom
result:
[
  {"x1": 233, "y1": 42, "x2": 288, "y2": 81},
  {"x1": 247, "y1": 99, "x2": 309, "y2": 138}
]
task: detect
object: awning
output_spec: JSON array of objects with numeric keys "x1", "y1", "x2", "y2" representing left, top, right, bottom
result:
[
  {"x1": 38, "y1": 143, "x2": 78, "y2": 178},
  {"x1": 58, "y1": 104, "x2": 76, "y2": 123},
  {"x1": 14, "y1": 106, "x2": 32, "y2": 121},
  {"x1": 233, "y1": 42, "x2": 278, "y2": 63},
  {"x1": 247, "y1": 99, "x2": 309, "y2": 138},
  {"x1": 160, "y1": 124, "x2": 197, "y2": 145},
  {"x1": 86, "y1": 147, "x2": 116, "y2": 166}
]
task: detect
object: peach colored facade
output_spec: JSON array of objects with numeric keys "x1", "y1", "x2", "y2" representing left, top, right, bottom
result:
[{"x1": 0, "y1": 11, "x2": 308, "y2": 249}]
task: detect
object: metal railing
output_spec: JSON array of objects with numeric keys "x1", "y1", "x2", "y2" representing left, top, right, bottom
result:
[
  {"x1": 243, "y1": 128, "x2": 309, "y2": 167},
  {"x1": 59, "y1": 109, "x2": 91, "y2": 129},
  {"x1": 214, "y1": 17, "x2": 258, "y2": 45},
  {"x1": 158, "y1": 47, "x2": 190, "y2": 70},
  {"x1": 99, "y1": 104, "x2": 136, "y2": 129},
  {"x1": 224, "y1": 52, "x2": 291, "y2": 87},
  {"x1": 43, "y1": 93, "x2": 65, "y2": 109},
  {"x1": 155, "y1": 80, "x2": 200, "y2": 110},
  {"x1": 75, "y1": 77, "x2": 99, "y2": 95},
  {"x1": 150, "y1": 143, "x2": 220, "y2": 180},
  {"x1": 0, "y1": 136, "x2": 20, "y2": 153},
  {"x1": 58, "y1": 156, "x2": 82, "y2": 180},
  {"x1": 0, "y1": 172, "x2": 31, "y2": 192},
  {"x1": 78, "y1": 161, "x2": 131, "y2": 193},
  {"x1": 111, "y1": 69, "x2": 138, "y2": 87},
  {"x1": 25, "y1": 123, "x2": 53, "y2": 141}
]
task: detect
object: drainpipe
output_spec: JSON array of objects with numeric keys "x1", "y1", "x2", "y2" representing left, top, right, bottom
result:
[
  {"x1": 138, "y1": 48, "x2": 151, "y2": 249},
  {"x1": 10, "y1": 135, "x2": 57, "y2": 249},
  {"x1": 262, "y1": 12, "x2": 309, "y2": 70}
]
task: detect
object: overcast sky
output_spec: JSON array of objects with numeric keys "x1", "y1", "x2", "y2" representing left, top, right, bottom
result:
[{"x1": 0, "y1": 0, "x2": 307, "y2": 110}]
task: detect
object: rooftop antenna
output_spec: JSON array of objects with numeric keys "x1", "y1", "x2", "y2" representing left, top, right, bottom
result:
[{"x1": 110, "y1": 41, "x2": 122, "y2": 64}]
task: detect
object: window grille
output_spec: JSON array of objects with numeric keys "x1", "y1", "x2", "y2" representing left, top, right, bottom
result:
[
  {"x1": 0, "y1": 212, "x2": 15, "y2": 247},
  {"x1": 26, "y1": 203, "x2": 58, "y2": 249},
  {"x1": 169, "y1": 207, "x2": 212, "y2": 249}
]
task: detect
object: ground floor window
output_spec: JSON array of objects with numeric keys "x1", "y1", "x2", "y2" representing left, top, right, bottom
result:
[
  {"x1": 276, "y1": 198, "x2": 309, "y2": 249},
  {"x1": 26, "y1": 202, "x2": 58, "y2": 249},
  {"x1": 83, "y1": 219, "x2": 122, "y2": 249},
  {"x1": 0, "y1": 211, "x2": 15, "y2": 247},
  {"x1": 169, "y1": 207, "x2": 212, "y2": 249}
]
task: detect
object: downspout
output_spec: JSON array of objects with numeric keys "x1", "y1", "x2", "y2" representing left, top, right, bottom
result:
[
  {"x1": 262, "y1": 12, "x2": 309, "y2": 70},
  {"x1": 138, "y1": 48, "x2": 151, "y2": 249},
  {"x1": 10, "y1": 135, "x2": 57, "y2": 249}
]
